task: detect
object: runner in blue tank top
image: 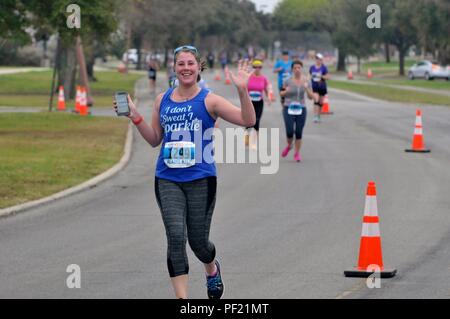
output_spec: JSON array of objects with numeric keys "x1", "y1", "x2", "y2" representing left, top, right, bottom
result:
[{"x1": 113, "y1": 45, "x2": 255, "y2": 299}]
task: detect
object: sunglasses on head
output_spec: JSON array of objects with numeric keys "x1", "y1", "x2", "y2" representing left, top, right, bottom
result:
[{"x1": 174, "y1": 45, "x2": 198, "y2": 55}]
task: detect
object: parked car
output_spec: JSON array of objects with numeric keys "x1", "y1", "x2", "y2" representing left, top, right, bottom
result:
[
  {"x1": 408, "y1": 60, "x2": 450, "y2": 80},
  {"x1": 122, "y1": 49, "x2": 138, "y2": 64}
]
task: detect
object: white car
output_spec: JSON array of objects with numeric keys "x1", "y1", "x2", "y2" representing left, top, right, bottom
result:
[
  {"x1": 122, "y1": 49, "x2": 138, "y2": 64},
  {"x1": 408, "y1": 60, "x2": 450, "y2": 80}
]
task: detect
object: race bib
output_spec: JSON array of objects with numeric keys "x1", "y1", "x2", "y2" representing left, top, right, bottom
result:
[
  {"x1": 249, "y1": 91, "x2": 262, "y2": 102},
  {"x1": 288, "y1": 102, "x2": 304, "y2": 115},
  {"x1": 312, "y1": 72, "x2": 322, "y2": 82},
  {"x1": 282, "y1": 71, "x2": 290, "y2": 80},
  {"x1": 163, "y1": 141, "x2": 196, "y2": 168}
]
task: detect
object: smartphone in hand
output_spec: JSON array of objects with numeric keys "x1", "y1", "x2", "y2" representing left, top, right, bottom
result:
[{"x1": 115, "y1": 91, "x2": 130, "y2": 116}]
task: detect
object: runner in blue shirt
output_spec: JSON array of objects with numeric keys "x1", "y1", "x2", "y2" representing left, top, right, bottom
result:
[
  {"x1": 113, "y1": 45, "x2": 255, "y2": 300},
  {"x1": 273, "y1": 50, "x2": 292, "y2": 105}
]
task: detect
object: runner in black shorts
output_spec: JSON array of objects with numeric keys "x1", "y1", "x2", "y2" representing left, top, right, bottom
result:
[
  {"x1": 147, "y1": 55, "x2": 159, "y2": 95},
  {"x1": 309, "y1": 53, "x2": 330, "y2": 123}
]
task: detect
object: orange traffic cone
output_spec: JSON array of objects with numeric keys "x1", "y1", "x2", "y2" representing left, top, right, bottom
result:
[
  {"x1": 224, "y1": 66, "x2": 232, "y2": 85},
  {"x1": 347, "y1": 70, "x2": 353, "y2": 80},
  {"x1": 79, "y1": 87, "x2": 89, "y2": 116},
  {"x1": 405, "y1": 109, "x2": 430, "y2": 153},
  {"x1": 344, "y1": 181, "x2": 397, "y2": 278},
  {"x1": 320, "y1": 95, "x2": 333, "y2": 115},
  {"x1": 74, "y1": 86, "x2": 81, "y2": 113},
  {"x1": 57, "y1": 85, "x2": 66, "y2": 111},
  {"x1": 267, "y1": 82, "x2": 275, "y2": 102},
  {"x1": 367, "y1": 68, "x2": 373, "y2": 79},
  {"x1": 214, "y1": 70, "x2": 221, "y2": 81}
]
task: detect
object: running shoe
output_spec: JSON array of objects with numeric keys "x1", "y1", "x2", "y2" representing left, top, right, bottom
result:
[
  {"x1": 206, "y1": 260, "x2": 224, "y2": 299},
  {"x1": 294, "y1": 151, "x2": 301, "y2": 162},
  {"x1": 282, "y1": 145, "x2": 292, "y2": 157}
]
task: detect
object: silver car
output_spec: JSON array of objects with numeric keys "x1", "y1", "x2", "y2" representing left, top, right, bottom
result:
[{"x1": 408, "y1": 60, "x2": 450, "y2": 80}]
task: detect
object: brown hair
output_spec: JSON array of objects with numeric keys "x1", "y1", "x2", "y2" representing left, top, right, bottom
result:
[
  {"x1": 174, "y1": 48, "x2": 207, "y2": 82},
  {"x1": 291, "y1": 60, "x2": 303, "y2": 69}
]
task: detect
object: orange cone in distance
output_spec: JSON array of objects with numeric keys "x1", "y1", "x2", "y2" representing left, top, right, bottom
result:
[
  {"x1": 320, "y1": 95, "x2": 333, "y2": 115},
  {"x1": 74, "y1": 86, "x2": 81, "y2": 113},
  {"x1": 347, "y1": 70, "x2": 354, "y2": 80},
  {"x1": 79, "y1": 87, "x2": 89, "y2": 116},
  {"x1": 268, "y1": 82, "x2": 275, "y2": 102},
  {"x1": 344, "y1": 181, "x2": 397, "y2": 278},
  {"x1": 224, "y1": 66, "x2": 232, "y2": 85},
  {"x1": 367, "y1": 68, "x2": 373, "y2": 79},
  {"x1": 405, "y1": 109, "x2": 430, "y2": 153},
  {"x1": 57, "y1": 85, "x2": 66, "y2": 111},
  {"x1": 214, "y1": 70, "x2": 221, "y2": 81}
]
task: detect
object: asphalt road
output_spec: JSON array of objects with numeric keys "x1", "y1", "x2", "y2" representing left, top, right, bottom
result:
[{"x1": 1, "y1": 68, "x2": 449, "y2": 299}]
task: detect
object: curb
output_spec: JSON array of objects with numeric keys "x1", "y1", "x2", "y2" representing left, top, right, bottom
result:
[{"x1": 0, "y1": 122, "x2": 134, "y2": 218}]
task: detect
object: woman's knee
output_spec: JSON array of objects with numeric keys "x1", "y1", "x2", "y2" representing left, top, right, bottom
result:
[{"x1": 188, "y1": 237, "x2": 215, "y2": 263}]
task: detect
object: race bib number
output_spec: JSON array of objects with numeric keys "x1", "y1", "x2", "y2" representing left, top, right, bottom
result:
[
  {"x1": 249, "y1": 91, "x2": 262, "y2": 102},
  {"x1": 288, "y1": 102, "x2": 304, "y2": 115},
  {"x1": 312, "y1": 72, "x2": 322, "y2": 82},
  {"x1": 282, "y1": 71, "x2": 290, "y2": 80},
  {"x1": 163, "y1": 141, "x2": 196, "y2": 168}
]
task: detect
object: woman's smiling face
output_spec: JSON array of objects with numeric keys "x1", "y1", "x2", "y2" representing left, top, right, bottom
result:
[{"x1": 174, "y1": 51, "x2": 200, "y2": 86}]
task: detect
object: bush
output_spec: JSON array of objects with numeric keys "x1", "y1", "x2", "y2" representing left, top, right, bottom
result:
[{"x1": 0, "y1": 39, "x2": 41, "y2": 66}]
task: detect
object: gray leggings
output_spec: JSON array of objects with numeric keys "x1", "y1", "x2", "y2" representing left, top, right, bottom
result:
[{"x1": 154, "y1": 176, "x2": 217, "y2": 277}]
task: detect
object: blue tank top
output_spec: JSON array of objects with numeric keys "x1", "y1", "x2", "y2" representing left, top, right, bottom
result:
[{"x1": 156, "y1": 87, "x2": 216, "y2": 182}]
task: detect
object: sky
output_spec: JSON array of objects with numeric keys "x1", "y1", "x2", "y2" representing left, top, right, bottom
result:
[{"x1": 250, "y1": 0, "x2": 281, "y2": 13}]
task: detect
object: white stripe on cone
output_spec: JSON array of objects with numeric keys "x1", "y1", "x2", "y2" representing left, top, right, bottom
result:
[
  {"x1": 363, "y1": 195, "x2": 378, "y2": 217},
  {"x1": 362, "y1": 223, "x2": 381, "y2": 237},
  {"x1": 415, "y1": 116, "x2": 422, "y2": 127},
  {"x1": 414, "y1": 127, "x2": 423, "y2": 135}
]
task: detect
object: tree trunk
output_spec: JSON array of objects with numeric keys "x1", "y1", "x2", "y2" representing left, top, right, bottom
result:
[
  {"x1": 75, "y1": 36, "x2": 93, "y2": 106},
  {"x1": 399, "y1": 49, "x2": 406, "y2": 76},
  {"x1": 384, "y1": 42, "x2": 390, "y2": 63},
  {"x1": 357, "y1": 56, "x2": 361, "y2": 74},
  {"x1": 57, "y1": 40, "x2": 77, "y2": 100},
  {"x1": 337, "y1": 48, "x2": 346, "y2": 72},
  {"x1": 135, "y1": 35, "x2": 142, "y2": 70},
  {"x1": 87, "y1": 60, "x2": 95, "y2": 81},
  {"x1": 164, "y1": 47, "x2": 169, "y2": 68}
]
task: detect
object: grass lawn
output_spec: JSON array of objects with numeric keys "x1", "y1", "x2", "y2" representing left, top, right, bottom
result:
[
  {"x1": 371, "y1": 78, "x2": 450, "y2": 91},
  {"x1": 361, "y1": 60, "x2": 416, "y2": 74},
  {"x1": 0, "y1": 70, "x2": 142, "y2": 107},
  {"x1": 0, "y1": 112, "x2": 129, "y2": 208},
  {"x1": 329, "y1": 80, "x2": 450, "y2": 106}
]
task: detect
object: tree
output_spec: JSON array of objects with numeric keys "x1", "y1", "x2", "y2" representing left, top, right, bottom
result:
[
  {"x1": 336, "y1": 0, "x2": 381, "y2": 73},
  {"x1": 274, "y1": 0, "x2": 354, "y2": 71},
  {"x1": 0, "y1": 0, "x2": 30, "y2": 44},
  {"x1": 379, "y1": 0, "x2": 419, "y2": 75},
  {"x1": 414, "y1": 0, "x2": 450, "y2": 64},
  {"x1": 28, "y1": 0, "x2": 117, "y2": 100}
]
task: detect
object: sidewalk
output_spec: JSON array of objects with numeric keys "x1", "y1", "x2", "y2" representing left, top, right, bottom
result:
[{"x1": 0, "y1": 67, "x2": 50, "y2": 75}]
